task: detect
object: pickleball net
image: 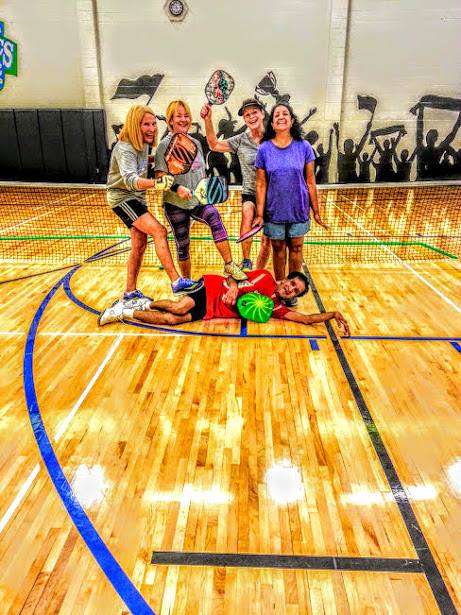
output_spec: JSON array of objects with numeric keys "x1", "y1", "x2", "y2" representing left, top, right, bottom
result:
[{"x1": 0, "y1": 181, "x2": 460, "y2": 267}]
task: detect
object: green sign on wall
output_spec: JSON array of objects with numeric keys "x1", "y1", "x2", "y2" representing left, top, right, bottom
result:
[{"x1": 0, "y1": 20, "x2": 18, "y2": 91}]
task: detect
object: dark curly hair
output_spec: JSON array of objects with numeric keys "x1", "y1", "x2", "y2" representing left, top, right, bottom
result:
[
  {"x1": 261, "y1": 102, "x2": 303, "y2": 142},
  {"x1": 287, "y1": 271, "x2": 310, "y2": 297}
]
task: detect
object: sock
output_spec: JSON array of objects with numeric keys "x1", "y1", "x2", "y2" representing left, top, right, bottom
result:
[{"x1": 123, "y1": 308, "x2": 135, "y2": 318}]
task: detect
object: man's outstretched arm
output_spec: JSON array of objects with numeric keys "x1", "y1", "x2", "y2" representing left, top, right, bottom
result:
[{"x1": 283, "y1": 310, "x2": 350, "y2": 336}]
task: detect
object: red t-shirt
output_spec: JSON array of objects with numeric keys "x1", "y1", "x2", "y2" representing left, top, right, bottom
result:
[{"x1": 202, "y1": 270, "x2": 291, "y2": 320}]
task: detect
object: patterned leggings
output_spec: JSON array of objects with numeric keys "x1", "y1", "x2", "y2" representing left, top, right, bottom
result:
[{"x1": 164, "y1": 202, "x2": 228, "y2": 261}]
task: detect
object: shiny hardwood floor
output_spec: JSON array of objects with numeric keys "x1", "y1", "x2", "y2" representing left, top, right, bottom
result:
[{"x1": 0, "y1": 258, "x2": 460, "y2": 614}]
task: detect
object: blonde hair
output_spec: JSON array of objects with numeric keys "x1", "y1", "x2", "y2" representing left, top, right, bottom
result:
[
  {"x1": 165, "y1": 100, "x2": 192, "y2": 131},
  {"x1": 118, "y1": 105, "x2": 157, "y2": 151}
]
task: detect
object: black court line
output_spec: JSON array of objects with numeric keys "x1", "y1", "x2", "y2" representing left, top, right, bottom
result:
[
  {"x1": 0, "y1": 263, "x2": 77, "y2": 285},
  {"x1": 151, "y1": 551, "x2": 423, "y2": 573},
  {"x1": 0, "y1": 239, "x2": 131, "y2": 285},
  {"x1": 303, "y1": 263, "x2": 457, "y2": 615}
]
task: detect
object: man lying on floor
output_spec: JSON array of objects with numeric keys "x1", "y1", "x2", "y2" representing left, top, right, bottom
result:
[{"x1": 98, "y1": 269, "x2": 350, "y2": 335}]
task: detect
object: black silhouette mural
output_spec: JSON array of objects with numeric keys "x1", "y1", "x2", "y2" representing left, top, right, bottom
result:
[
  {"x1": 335, "y1": 96, "x2": 375, "y2": 183},
  {"x1": 410, "y1": 95, "x2": 461, "y2": 180},
  {"x1": 205, "y1": 107, "x2": 245, "y2": 183},
  {"x1": 315, "y1": 128, "x2": 334, "y2": 184},
  {"x1": 358, "y1": 149, "x2": 376, "y2": 183},
  {"x1": 393, "y1": 139, "x2": 418, "y2": 182},
  {"x1": 111, "y1": 73, "x2": 164, "y2": 104},
  {"x1": 370, "y1": 127, "x2": 405, "y2": 182},
  {"x1": 109, "y1": 69, "x2": 461, "y2": 184},
  {"x1": 254, "y1": 71, "x2": 290, "y2": 109}
]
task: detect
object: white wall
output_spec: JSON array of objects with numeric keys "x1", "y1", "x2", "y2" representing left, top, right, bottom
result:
[
  {"x1": 97, "y1": 0, "x2": 333, "y2": 139},
  {"x1": 0, "y1": 0, "x2": 84, "y2": 107},
  {"x1": 342, "y1": 0, "x2": 461, "y2": 162},
  {"x1": 1, "y1": 0, "x2": 460, "y2": 179}
]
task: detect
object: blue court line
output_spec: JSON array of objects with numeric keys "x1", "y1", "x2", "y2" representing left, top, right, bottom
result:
[
  {"x1": 23, "y1": 268, "x2": 156, "y2": 615},
  {"x1": 346, "y1": 335, "x2": 461, "y2": 342},
  {"x1": 0, "y1": 240, "x2": 131, "y2": 286},
  {"x1": 309, "y1": 339, "x2": 320, "y2": 351},
  {"x1": 450, "y1": 342, "x2": 461, "y2": 353},
  {"x1": 86, "y1": 238, "x2": 130, "y2": 261},
  {"x1": 240, "y1": 318, "x2": 248, "y2": 337},
  {"x1": 63, "y1": 270, "x2": 326, "y2": 341}
]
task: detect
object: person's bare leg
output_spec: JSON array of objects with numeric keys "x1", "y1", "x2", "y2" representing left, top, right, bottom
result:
[
  {"x1": 147, "y1": 296, "x2": 194, "y2": 314},
  {"x1": 240, "y1": 201, "x2": 256, "y2": 260},
  {"x1": 271, "y1": 239, "x2": 287, "y2": 280},
  {"x1": 120, "y1": 296, "x2": 194, "y2": 325},
  {"x1": 287, "y1": 236, "x2": 304, "y2": 273},
  {"x1": 178, "y1": 258, "x2": 191, "y2": 279},
  {"x1": 132, "y1": 309, "x2": 192, "y2": 325},
  {"x1": 132, "y1": 213, "x2": 180, "y2": 282},
  {"x1": 126, "y1": 227, "x2": 147, "y2": 292},
  {"x1": 255, "y1": 234, "x2": 272, "y2": 270},
  {"x1": 215, "y1": 239, "x2": 233, "y2": 264}
]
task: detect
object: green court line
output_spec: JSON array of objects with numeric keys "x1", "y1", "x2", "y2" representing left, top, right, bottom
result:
[
  {"x1": 418, "y1": 243, "x2": 459, "y2": 259},
  {"x1": 0, "y1": 235, "x2": 458, "y2": 259}
]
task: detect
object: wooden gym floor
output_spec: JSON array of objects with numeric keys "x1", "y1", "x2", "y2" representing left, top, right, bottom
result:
[{"x1": 0, "y1": 251, "x2": 460, "y2": 614}]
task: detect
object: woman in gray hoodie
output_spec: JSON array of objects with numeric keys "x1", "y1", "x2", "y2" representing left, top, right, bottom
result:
[{"x1": 107, "y1": 104, "x2": 202, "y2": 306}]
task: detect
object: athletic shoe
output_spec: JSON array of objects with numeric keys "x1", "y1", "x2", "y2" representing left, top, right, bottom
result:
[
  {"x1": 123, "y1": 289, "x2": 152, "y2": 301},
  {"x1": 282, "y1": 296, "x2": 298, "y2": 307},
  {"x1": 171, "y1": 277, "x2": 204, "y2": 295},
  {"x1": 224, "y1": 261, "x2": 248, "y2": 281},
  {"x1": 240, "y1": 258, "x2": 253, "y2": 273},
  {"x1": 120, "y1": 296, "x2": 151, "y2": 310},
  {"x1": 98, "y1": 300, "x2": 125, "y2": 326}
]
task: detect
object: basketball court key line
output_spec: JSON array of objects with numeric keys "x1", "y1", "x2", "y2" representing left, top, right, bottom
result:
[{"x1": 151, "y1": 551, "x2": 423, "y2": 573}]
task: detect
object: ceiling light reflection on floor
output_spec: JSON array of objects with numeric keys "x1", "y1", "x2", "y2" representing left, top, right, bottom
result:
[
  {"x1": 447, "y1": 459, "x2": 461, "y2": 496},
  {"x1": 341, "y1": 484, "x2": 438, "y2": 506},
  {"x1": 147, "y1": 484, "x2": 233, "y2": 505},
  {"x1": 265, "y1": 462, "x2": 304, "y2": 505},
  {"x1": 71, "y1": 464, "x2": 109, "y2": 508}
]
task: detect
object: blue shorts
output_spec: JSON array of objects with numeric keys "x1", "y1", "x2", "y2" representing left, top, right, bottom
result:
[{"x1": 264, "y1": 220, "x2": 310, "y2": 240}]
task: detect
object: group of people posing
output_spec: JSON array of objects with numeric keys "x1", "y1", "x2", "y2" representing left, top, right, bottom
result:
[{"x1": 99, "y1": 98, "x2": 349, "y2": 335}]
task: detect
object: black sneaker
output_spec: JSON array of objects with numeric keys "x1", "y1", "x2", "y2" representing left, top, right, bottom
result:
[{"x1": 240, "y1": 258, "x2": 253, "y2": 273}]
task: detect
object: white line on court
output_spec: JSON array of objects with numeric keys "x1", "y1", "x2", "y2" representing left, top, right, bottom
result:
[
  {"x1": 0, "y1": 330, "x2": 185, "y2": 338},
  {"x1": 0, "y1": 195, "x2": 88, "y2": 235},
  {"x1": 0, "y1": 205, "x2": 68, "y2": 234},
  {"x1": 54, "y1": 334, "x2": 124, "y2": 442},
  {"x1": 0, "y1": 333, "x2": 125, "y2": 535},
  {"x1": 0, "y1": 463, "x2": 40, "y2": 534},
  {"x1": 333, "y1": 197, "x2": 461, "y2": 316},
  {"x1": 0, "y1": 192, "x2": 70, "y2": 234}
]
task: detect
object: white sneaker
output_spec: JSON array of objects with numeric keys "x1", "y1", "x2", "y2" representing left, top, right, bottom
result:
[
  {"x1": 224, "y1": 261, "x2": 248, "y2": 281},
  {"x1": 121, "y1": 296, "x2": 151, "y2": 310},
  {"x1": 98, "y1": 300, "x2": 125, "y2": 326}
]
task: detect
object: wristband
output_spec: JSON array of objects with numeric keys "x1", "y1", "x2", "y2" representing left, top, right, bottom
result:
[{"x1": 170, "y1": 183, "x2": 180, "y2": 193}]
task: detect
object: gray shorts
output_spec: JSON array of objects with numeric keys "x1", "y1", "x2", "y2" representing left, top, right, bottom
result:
[{"x1": 264, "y1": 220, "x2": 310, "y2": 240}]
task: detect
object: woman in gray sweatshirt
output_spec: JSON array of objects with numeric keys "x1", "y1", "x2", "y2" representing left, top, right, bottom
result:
[{"x1": 106, "y1": 104, "x2": 202, "y2": 306}]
